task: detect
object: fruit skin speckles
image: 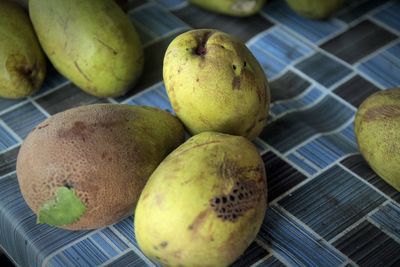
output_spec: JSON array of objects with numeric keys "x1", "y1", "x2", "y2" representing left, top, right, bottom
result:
[
  {"x1": 355, "y1": 87, "x2": 400, "y2": 192},
  {"x1": 16, "y1": 104, "x2": 185, "y2": 230},
  {"x1": 135, "y1": 132, "x2": 267, "y2": 267},
  {"x1": 163, "y1": 29, "x2": 270, "y2": 140}
]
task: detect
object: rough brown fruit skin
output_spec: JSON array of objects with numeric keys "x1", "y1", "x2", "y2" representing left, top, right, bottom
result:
[
  {"x1": 16, "y1": 104, "x2": 185, "y2": 230},
  {"x1": 163, "y1": 29, "x2": 270, "y2": 140},
  {"x1": 135, "y1": 132, "x2": 267, "y2": 267},
  {"x1": 355, "y1": 88, "x2": 400, "y2": 192},
  {"x1": 0, "y1": 0, "x2": 46, "y2": 99}
]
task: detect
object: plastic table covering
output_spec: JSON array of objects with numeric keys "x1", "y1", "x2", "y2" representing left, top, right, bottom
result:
[{"x1": 1, "y1": 0, "x2": 400, "y2": 266}]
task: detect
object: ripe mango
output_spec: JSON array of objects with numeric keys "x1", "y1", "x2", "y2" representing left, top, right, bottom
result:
[
  {"x1": 135, "y1": 132, "x2": 267, "y2": 267},
  {"x1": 189, "y1": 0, "x2": 266, "y2": 17},
  {"x1": 355, "y1": 88, "x2": 400, "y2": 192},
  {"x1": 286, "y1": 0, "x2": 343, "y2": 19},
  {"x1": 163, "y1": 29, "x2": 270, "y2": 140},
  {"x1": 0, "y1": 0, "x2": 46, "y2": 99},
  {"x1": 29, "y1": 0, "x2": 144, "y2": 98}
]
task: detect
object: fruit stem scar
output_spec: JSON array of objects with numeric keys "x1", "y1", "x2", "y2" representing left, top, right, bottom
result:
[{"x1": 195, "y1": 31, "x2": 214, "y2": 56}]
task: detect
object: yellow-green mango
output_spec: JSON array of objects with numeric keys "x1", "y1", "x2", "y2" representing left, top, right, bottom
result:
[
  {"x1": 0, "y1": 0, "x2": 46, "y2": 99},
  {"x1": 163, "y1": 29, "x2": 270, "y2": 140},
  {"x1": 135, "y1": 132, "x2": 267, "y2": 267},
  {"x1": 29, "y1": 0, "x2": 144, "y2": 98},
  {"x1": 190, "y1": 0, "x2": 266, "y2": 17},
  {"x1": 286, "y1": 0, "x2": 343, "y2": 19},
  {"x1": 355, "y1": 88, "x2": 400, "y2": 192},
  {"x1": 17, "y1": 104, "x2": 185, "y2": 230}
]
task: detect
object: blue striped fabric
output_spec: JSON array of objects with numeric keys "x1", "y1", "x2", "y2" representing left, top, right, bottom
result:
[
  {"x1": 261, "y1": 95, "x2": 354, "y2": 153},
  {"x1": 155, "y1": 0, "x2": 186, "y2": 10},
  {"x1": 261, "y1": 1, "x2": 345, "y2": 43},
  {"x1": 279, "y1": 165, "x2": 386, "y2": 240},
  {"x1": 0, "y1": 1, "x2": 399, "y2": 267},
  {"x1": 0, "y1": 125, "x2": 18, "y2": 152},
  {"x1": 250, "y1": 26, "x2": 314, "y2": 65},
  {"x1": 358, "y1": 42, "x2": 400, "y2": 88},
  {"x1": 370, "y1": 202, "x2": 400, "y2": 240},
  {"x1": 373, "y1": 1, "x2": 400, "y2": 32},
  {"x1": 125, "y1": 84, "x2": 174, "y2": 113},
  {"x1": 129, "y1": 3, "x2": 189, "y2": 40},
  {"x1": 295, "y1": 52, "x2": 353, "y2": 88},
  {"x1": 249, "y1": 44, "x2": 287, "y2": 79},
  {"x1": 287, "y1": 152, "x2": 319, "y2": 175},
  {"x1": 0, "y1": 174, "x2": 93, "y2": 267},
  {"x1": 33, "y1": 66, "x2": 69, "y2": 97},
  {"x1": 270, "y1": 86, "x2": 324, "y2": 117},
  {"x1": 104, "y1": 250, "x2": 147, "y2": 267},
  {"x1": 294, "y1": 122, "x2": 357, "y2": 170},
  {"x1": 258, "y1": 206, "x2": 346, "y2": 266},
  {"x1": 0, "y1": 103, "x2": 47, "y2": 139},
  {"x1": 259, "y1": 256, "x2": 285, "y2": 267}
]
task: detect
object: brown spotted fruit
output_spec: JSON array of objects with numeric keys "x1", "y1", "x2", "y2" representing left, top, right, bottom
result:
[
  {"x1": 355, "y1": 88, "x2": 400, "y2": 192},
  {"x1": 16, "y1": 104, "x2": 185, "y2": 230},
  {"x1": 0, "y1": 0, "x2": 46, "y2": 99},
  {"x1": 189, "y1": 0, "x2": 266, "y2": 17},
  {"x1": 135, "y1": 132, "x2": 267, "y2": 267},
  {"x1": 163, "y1": 29, "x2": 270, "y2": 140},
  {"x1": 29, "y1": 0, "x2": 144, "y2": 98}
]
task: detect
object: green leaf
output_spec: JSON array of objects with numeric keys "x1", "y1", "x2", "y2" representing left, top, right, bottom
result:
[{"x1": 38, "y1": 187, "x2": 86, "y2": 226}]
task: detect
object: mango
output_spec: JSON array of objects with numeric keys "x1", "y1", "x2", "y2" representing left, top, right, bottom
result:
[
  {"x1": 355, "y1": 88, "x2": 400, "y2": 192},
  {"x1": 286, "y1": 0, "x2": 343, "y2": 19},
  {"x1": 29, "y1": 0, "x2": 144, "y2": 98},
  {"x1": 16, "y1": 104, "x2": 185, "y2": 230},
  {"x1": 135, "y1": 132, "x2": 267, "y2": 267},
  {"x1": 163, "y1": 29, "x2": 270, "y2": 140},
  {"x1": 0, "y1": 0, "x2": 46, "y2": 99},
  {"x1": 189, "y1": 0, "x2": 266, "y2": 17}
]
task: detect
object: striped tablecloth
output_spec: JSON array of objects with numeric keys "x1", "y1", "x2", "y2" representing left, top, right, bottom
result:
[{"x1": 1, "y1": 0, "x2": 400, "y2": 266}]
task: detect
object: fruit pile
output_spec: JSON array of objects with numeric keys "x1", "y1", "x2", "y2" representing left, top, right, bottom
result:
[{"x1": 1, "y1": 0, "x2": 397, "y2": 266}]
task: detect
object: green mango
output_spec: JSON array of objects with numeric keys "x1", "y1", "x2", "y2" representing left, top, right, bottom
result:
[
  {"x1": 0, "y1": 1, "x2": 46, "y2": 99},
  {"x1": 190, "y1": 0, "x2": 266, "y2": 17},
  {"x1": 16, "y1": 104, "x2": 185, "y2": 230},
  {"x1": 135, "y1": 132, "x2": 267, "y2": 267},
  {"x1": 163, "y1": 29, "x2": 270, "y2": 140},
  {"x1": 29, "y1": 0, "x2": 144, "y2": 98},
  {"x1": 355, "y1": 88, "x2": 400, "y2": 192},
  {"x1": 286, "y1": 0, "x2": 343, "y2": 19}
]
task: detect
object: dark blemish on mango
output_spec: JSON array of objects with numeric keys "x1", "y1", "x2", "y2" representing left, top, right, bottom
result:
[
  {"x1": 6, "y1": 54, "x2": 40, "y2": 88},
  {"x1": 232, "y1": 76, "x2": 241, "y2": 90},
  {"x1": 363, "y1": 105, "x2": 400, "y2": 122},
  {"x1": 210, "y1": 179, "x2": 263, "y2": 222},
  {"x1": 74, "y1": 61, "x2": 91, "y2": 82},
  {"x1": 188, "y1": 209, "x2": 209, "y2": 232},
  {"x1": 160, "y1": 241, "x2": 168, "y2": 248},
  {"x1": 195, "y1": 31, "x2": 214, "y2": 56}
]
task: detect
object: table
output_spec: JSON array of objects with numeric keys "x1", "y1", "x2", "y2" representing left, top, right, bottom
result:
[{"x1": 1, "y1": 0, "x2": 400, "y2": 266}]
